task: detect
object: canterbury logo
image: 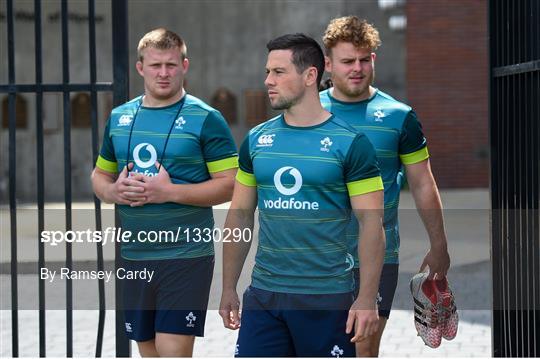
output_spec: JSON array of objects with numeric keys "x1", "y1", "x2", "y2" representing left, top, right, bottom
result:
[
  {"x1": 118, "y1": 115, "x2": 133, "y2": 126},
  {"x1": 257, "y1": 134, "x2": 275, "y2": 147}
]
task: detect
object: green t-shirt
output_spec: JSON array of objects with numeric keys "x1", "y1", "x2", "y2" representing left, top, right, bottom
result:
[
  {"x1": 237, "y1": 114, "x2": 383, "y2": 294},
  {"x1": 96, "y1": 94, "x2": 238, "y2": 260},
  {"x1": 320, "y1": 88, "x2": 428, "y2": 264}
]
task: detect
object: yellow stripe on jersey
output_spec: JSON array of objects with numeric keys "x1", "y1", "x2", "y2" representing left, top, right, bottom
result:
[
  {"x1": 96, "y1": 155, "x2": 118, "y2": 173},
  {"x1": 236, "y1": 169, "x2": 257, "y2": 187},
  {"x1": 347, "y1": 176, "x2": 384, "y2": 196},
  {"x1": 206, "y1": 156, "x2": 238, "y2": 173},
  {"x1": 399, "y1": 146, "x2": 429, "y2": 165}
]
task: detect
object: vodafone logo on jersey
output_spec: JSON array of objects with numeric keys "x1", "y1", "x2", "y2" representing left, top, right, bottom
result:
[
  {"x1": 131, "y1": 143, "x2": 159, "y2": 177},
  {"x1": 133, "y1": 143, "x2": 157, "y2": 168},
  {"x1": 263, "y1": 166, "x2": 319, "y2": 210},
  {"x1": 274, "y1": 166, "x2": 302, "y2": 195}
]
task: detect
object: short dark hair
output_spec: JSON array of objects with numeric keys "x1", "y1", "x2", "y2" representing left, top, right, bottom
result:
[{"x1": 266, "y1": 33, "x2": 325, "y2": 87}]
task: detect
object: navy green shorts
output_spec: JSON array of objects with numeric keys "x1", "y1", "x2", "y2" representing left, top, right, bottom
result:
[
  {"x1": 235, "y1": 286, "x2": 356, "y2": 357},
  {"x1": 353, "y1": 263, "x2": 399, "y2": 318},
  {"x1": 121, "y1": 255, "x2": 214, "y2": 341}
]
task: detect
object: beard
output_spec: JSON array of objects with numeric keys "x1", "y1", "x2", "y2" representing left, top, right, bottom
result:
[
  {"x1": 269, "y1": 90, "x2": 304, "y2": 110},
  {"x1": 334, "y1": 69, "x2": 375, "y2": 99}
]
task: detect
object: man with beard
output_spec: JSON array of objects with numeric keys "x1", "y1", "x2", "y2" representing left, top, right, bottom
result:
[
  {"x1": 219, "y1": 33, "x2": 386, "y2": 357},
  {"x1": 320, "y1": 16, "x2": 451, "y2": 357}
]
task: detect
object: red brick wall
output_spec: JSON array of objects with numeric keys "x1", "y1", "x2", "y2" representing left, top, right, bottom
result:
[{"x1": 406, "y1": 0, "x2": 489, "y2": 188}]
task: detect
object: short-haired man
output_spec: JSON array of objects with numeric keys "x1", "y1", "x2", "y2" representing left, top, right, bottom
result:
[
  {"x1": 219, "y1": 33, "x2": 386, "y2": 357},
  {"x1": 91, "y1": 28, "x2": 238, "y2": 357},
  {"x1": 321, "y1": 16, "x2": 451, "y2": 356}
]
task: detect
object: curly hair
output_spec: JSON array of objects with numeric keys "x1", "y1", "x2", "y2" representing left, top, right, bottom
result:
[
  {"x1": 322, "y1": 16, "x2": 381, "y2": 54},
  {"x1": 137, "y1": 28, "x2": 187, "y2": 61}
]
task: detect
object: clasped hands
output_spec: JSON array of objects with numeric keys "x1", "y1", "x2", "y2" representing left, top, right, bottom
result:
[{"x1": 113, "y1": 162, "x2": 172, "y2": 206}]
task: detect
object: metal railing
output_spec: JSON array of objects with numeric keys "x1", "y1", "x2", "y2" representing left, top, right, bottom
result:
[
  {"x1": 2, "y1": 0, "x2": 129, "y2": 356},
  {"x1": 489, "y1": 0, "x2": 540, "y2": 356}
]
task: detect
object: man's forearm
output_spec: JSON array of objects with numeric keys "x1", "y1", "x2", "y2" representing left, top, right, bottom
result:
[
  {"x1": 169, "y1": 176, "x2": 235, "y2": 207},
  {"x1": 91, "y1": 169, "x2": 116, "y2": 203},
  {"x1": 411, "y1": 181, "x2": 447, "y2": 248},
  {"x1": 357, "y1": 217, "x2": 385, "y2": 306},
  {"x1": 222, "y1": 208, "x2": 254, "y2": 291}
]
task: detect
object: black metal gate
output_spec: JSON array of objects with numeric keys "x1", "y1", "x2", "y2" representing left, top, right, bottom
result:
[
  {"x1": 489, "y1": 0, "x2": 540, "y2": 357},
  {"x1": 1, "y1": 0, "x2": 129, "y2": 356}
]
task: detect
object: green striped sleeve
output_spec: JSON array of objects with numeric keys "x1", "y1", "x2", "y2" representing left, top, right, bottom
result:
[
  {"x1": 400, "y1": 146, "x2": 429, "y2": 165},
  {"x1": 206, "y1": 156, "x2": 238, "y2": 173},
  {"x1": 236, "y1": 169, "x2": 257, "y2": 187},
  {"x1": 96, "y1": 155, "x2": 118, "y2": 173},
  {"x1": 347, "y1": 176, "x2": 384, "y2": 196}
]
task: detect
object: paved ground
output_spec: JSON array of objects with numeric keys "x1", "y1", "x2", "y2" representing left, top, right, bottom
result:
[
  {"x1": 1, "y1": 309, "x2": 491, "y2": 357},
  {"x1": 1, "y1": 189, "x2": 493, "y2": 357},
  {"x1": 1, "y1": 260, "x2": 492, "y2": 357}
]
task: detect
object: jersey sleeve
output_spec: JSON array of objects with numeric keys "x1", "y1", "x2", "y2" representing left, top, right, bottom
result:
[
  {"x1": 398, "y1": 110, "x2": 429, "y2": 165},
  {"x1": 95, "y1": 117, "x2": 118, "y2": 173},
  {"x1": 200, "y1": 110, "x2": 239, "y2": 173},
  {"x1": 344, "y1": 133, "x2": 384, "y2": 196},
  {"x1": 235, "y1": 135, "x2": 257, "y2": 187}
]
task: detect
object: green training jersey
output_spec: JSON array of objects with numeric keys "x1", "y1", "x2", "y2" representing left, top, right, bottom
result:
[
  {"x1": 236, "y1": 114, "x2": 383, "y2": 294},
  {"x1": 320, "y1": 88, "x2": 429, "y2": 264},
  {"x1": 96, "y1": 94, "x2": 238, "y2": 260}
]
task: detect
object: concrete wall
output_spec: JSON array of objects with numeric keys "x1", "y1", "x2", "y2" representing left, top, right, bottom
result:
[
  {"x1": 127, "y1": 0, "x2": 406, "y2": 140},
  {"x1": 0, "y1": 0, "x2": 405, "y2": 201}
]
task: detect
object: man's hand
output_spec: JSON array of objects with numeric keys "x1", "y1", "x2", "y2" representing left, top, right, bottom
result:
[
  {"x1": 108, "y1": 163, "x2": 146, "y2": 205},
  {"x1": 346, "y1": 298, "x2": 379, "y2": 342},
  {"x1": 219, "y1": 289, "x2": 241, "y2": 330},
  {"x1": 129, "y1": 161, "x2": 173, "y2": 206},
  {"x1": 420, "y1": 244, "x2": 450, "y2": 280}
]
